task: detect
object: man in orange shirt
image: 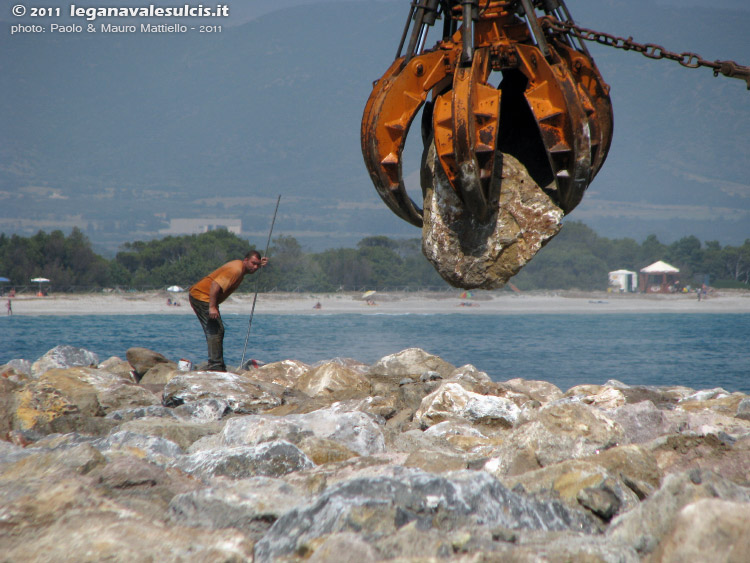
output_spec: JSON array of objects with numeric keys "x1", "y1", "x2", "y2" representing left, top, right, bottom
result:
[{"x1": 189, "y1": 250, "x2": 268, "y2": 371}]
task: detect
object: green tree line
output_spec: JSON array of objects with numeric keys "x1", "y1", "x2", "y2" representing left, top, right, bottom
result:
[
  {"x1": 513, "y1": 223, "x2": 750, "y2": 290},
  {"x1": 1, "y1": 223, "x2": 749, "y2": 292}
]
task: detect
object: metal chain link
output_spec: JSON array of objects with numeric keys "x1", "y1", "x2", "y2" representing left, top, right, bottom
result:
[{"x1": 542, "y1": 17, "x2": 750, "y2": 89}]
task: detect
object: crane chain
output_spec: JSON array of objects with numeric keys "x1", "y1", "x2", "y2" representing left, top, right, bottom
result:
[{"x1": 542, "y1": 17, "x2": 750, "y2": 90}]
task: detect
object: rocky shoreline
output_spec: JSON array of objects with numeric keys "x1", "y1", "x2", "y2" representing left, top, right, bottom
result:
[{"x1": 2, "y1": 345, "x2": 750, "y2": 561}]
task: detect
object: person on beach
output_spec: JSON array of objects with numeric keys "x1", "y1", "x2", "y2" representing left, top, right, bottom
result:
[
  {"x1": 189, "y1": 250, "x2": 268, "y2": 371},
  {"x1": 6, "y1": 298, "x2": 11, "y2": 316}
]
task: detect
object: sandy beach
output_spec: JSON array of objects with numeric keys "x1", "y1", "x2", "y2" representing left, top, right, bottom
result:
[{"x1": 6, "y1": 289, "x2": 750, "y2": 316}]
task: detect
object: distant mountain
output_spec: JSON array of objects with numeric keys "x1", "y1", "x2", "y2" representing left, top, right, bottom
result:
[{"x1": 1, "y1": 0, "x2": 748, "y2": 253}]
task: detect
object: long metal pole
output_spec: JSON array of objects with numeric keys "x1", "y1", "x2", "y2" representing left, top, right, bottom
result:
[{"x1": 239, "y1": 195, "x2": 281, "y2": 370}]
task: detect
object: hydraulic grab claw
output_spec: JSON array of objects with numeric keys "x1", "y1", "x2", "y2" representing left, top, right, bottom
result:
[{"x1": 361, "y1": 0, "x2": 613, "y2": 225}]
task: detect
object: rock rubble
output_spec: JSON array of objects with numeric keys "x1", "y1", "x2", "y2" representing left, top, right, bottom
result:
[{"x1": 2, "y1": 344, "x2": 750, "y2": 561}]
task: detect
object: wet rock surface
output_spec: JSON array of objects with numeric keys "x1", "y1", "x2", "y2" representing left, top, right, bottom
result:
[
  {"x1": 2, "y1": 345, "x2": 750, "y2": 561},
  {"x1": 422, "y1": 145, "x2": 563, "y2": 289}
]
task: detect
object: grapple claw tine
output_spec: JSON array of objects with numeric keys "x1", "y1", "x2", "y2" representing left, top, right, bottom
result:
[
  {"x1": 361, "y1": 52, "x2": 451, "y2": 227},
  {"x1": 514, "y1": 42, "x2": 592, "y2": 213},
  {"x1": 432, "y1": 48, "x2": 501, "y2": 220},
  {"x1": 551, "y1": 41, "x2": 614, "y2": 182}
]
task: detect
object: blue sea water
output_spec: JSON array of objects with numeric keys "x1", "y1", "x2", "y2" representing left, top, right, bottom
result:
[{"x1": 2, "y1": 313, "x2": 749, "y2": 393}]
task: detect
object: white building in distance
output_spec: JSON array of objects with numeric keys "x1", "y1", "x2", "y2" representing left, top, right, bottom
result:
[
  {"x1": 608, "y1": 269, "x2": 638, "y2": 293},
  {"x1": 159, "y1": 218, "x2": 242, "y2": 235}
]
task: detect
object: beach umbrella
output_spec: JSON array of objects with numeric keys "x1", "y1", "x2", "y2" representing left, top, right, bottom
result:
[
  {"x1": 0, "y1": 276, "x2": 9, "y2": 283},
  {"x1": 362, "y1": 290, "x2": 376, "y2": 299},
  {"x1": 166, "y1": 285, "x2": 184, "y2": 292},
  {"x1": 31, "y1": 277, "x2": 50, "y2": 294},
  {"x1": 460, "y1": 290, "x2": 473, "y2": 299}
]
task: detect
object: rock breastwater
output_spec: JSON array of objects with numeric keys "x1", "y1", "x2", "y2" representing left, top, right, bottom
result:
[{"x1": 2, "y1": 344, "x2": 750, "y2": 561}]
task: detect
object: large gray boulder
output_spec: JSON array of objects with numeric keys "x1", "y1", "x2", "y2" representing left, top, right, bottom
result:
[
  {"x1": 421, "y1": 146, "x2": 562, "y2": 290},
  {"x1": 173, "y1": 398, "x2": 230, "y2": 421},
  {"x1": 0, "y1": 442, "x2": 106, "y2": 480},
  {"x1": 31, "y1": 345, "x2": 99, "y2": 377},
  {"x1": 0, "y1": 379, "x2": 20, "y2": 437},
  {"x1": 0, "y1": 478, "x2": 254, "y2": 561},
  {"x1": 125, "y1": 347, "x2": 173, "y2": 381},
  {"x1": 117, "y1": 418, "x2": 224, "y2": 451},
  {"x1": 502, "y1": 377, "x2": 564, "y2": 403},
  {"x1": 92, "y1": 430, "x2": 184, "y2": 465},
  {"x1": 367, "y1": 348, "x2": 456, "y2": 391},
  {"x1": 648, "y1": 498, "x2": 750, "y2": 562},
  {"x1": 254, "y1": 469, "x2": 596, "y2": 562},
  {"x1": 248, "y1": 358, "x2": 310, "y2": 388},
  {"x1": 499, "y1": 444, "x2": 661, "y2": 523},
  {"x1": 162, "y1": 371, "x2": 282, "y2": 413},
  {"x1": 218, "y1": 406, "x2": 386, "y2": 457},
  {"x1": 172, "y1": 440, "x2": 314, "y2": 479},
  {"x1": 608, "y1": 469, "x2": 750, "y2": 557},
  {"x1": 487, "y1": 400, "x2": 625, "y2": 474},
  {"x1": 606, "y1": 400, "x2": 674, "y2": 444},
  {"x1": 648, "y1": 431, "x2": 750, "y2": 484},
  {"x1": 736, "y1": 397, "x2": 750, "y2": 420},
  {"x1": 90, "y1": 454, "x2": 203, "y2": 520},
  {"x1": 293, "y1": 361, "x2": 371, "y2": 398},
  {"x1": 3, "y1": 359, "x2": 32, "y2": 377},
  {"x1": 414, "y1": 381, "x2": 521, "y2": 429},
  {"x1": 11, "y1": 371, "x2": 104, "y2": 433},
  {"x1": 50, "y1": 367, "x2": 159, "y2": 413},
  {"x1": 139, "y1": 363, "x2": 181, "y2": 385},
  {"x1": 218, "y1": 414, "x2": 303, "y2": 448},
  {"x1": 0, "y1": 436, "x2": 30, "y2": 467},
  {"x1": 9, "y1": 367, "x2": 159, "y2": 435},
  {"x1": 168, "y1": 476, "x2": 306, "y2": 539},
  {"x1": 106, "y1": 404, "x2": 178, "y2": 422},
  {"x1": 97, "y1": 356, "x2": 135, "y2": 380}
]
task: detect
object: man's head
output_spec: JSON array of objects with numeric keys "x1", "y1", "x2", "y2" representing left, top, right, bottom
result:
[{"x1": 242, "y1": 250, "x2": 263, "y2": 273}]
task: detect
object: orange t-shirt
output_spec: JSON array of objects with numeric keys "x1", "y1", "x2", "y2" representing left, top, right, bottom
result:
[{"x1": 189, "y1": 260, "x2": 245, "y2": 304}]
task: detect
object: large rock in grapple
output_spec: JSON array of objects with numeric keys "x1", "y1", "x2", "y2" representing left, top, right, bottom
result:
[{"x1": 422, "y1": 145, "x2": 562, "y2": 289}]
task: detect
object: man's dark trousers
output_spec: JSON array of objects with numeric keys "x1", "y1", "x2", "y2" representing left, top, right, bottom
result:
[{"x1": 189, "y1": 295, "x2": 226, "y2": 371}]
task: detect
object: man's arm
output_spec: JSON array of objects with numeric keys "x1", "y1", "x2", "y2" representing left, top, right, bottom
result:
[{"x1": 208, "y1": 281, "x2": 224, "y2": 319}]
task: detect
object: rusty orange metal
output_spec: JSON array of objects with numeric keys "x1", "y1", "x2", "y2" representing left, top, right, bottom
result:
[
  {"x1": 361, "y1": 0, "x2": 614, "y2": 223},
  {"x1": 361, "y1": 50, "x2": 454, "y2": 226},
  {"x1": 432, "y1": 47, "x2": 500, "y2": 219}
]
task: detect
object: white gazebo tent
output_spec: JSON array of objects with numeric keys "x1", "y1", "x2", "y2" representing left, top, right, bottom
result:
[
  {"x1": 608, "y1": 269, "x2": 638, "y2": 293},
  {"x1": 639, "y1": 261, "x2": 680, "y2": 293}
]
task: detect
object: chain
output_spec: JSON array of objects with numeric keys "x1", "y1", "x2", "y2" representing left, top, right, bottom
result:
[{"x1": 542, "y1": 17, "x2": 750, "y2": 89}]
